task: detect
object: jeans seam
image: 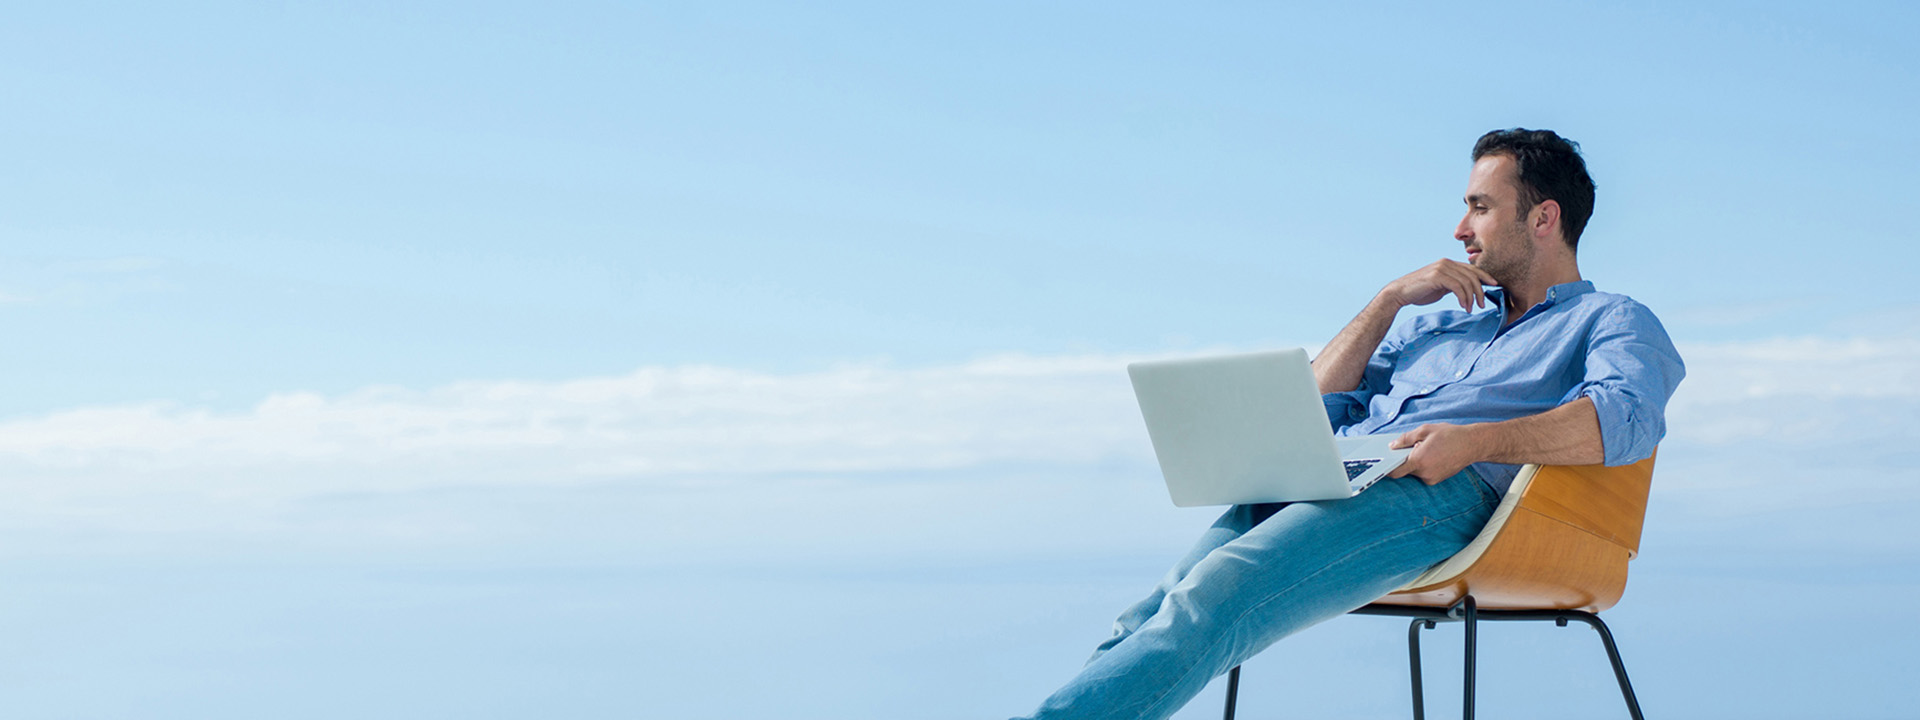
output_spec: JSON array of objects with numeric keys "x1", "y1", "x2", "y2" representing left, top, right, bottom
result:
[{"x1": 1130, "y1": 484, "x2": 1496, "y2": 720}]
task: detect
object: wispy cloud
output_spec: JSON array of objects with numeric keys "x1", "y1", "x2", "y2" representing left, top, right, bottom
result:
[
  {"x1": 0, "y1": 353, "x2": 1153, "y2": 504},
  {"x1": 2, "y1": 336, "x2": 1914, "y2": 532},
  {"x1": 1667, "y1": 335, "x2": 1920, "y2": 442},
  {"x1": 1656, "y1": 336, "x2": 1920, "y2": 516}
]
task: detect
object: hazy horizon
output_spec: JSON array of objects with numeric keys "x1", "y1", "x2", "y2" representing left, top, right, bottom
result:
[{"x1": 4, "y1": 2, "x2": 1916, "y2": 718}]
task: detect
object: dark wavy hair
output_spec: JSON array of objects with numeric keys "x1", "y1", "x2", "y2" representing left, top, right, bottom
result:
[{"x1": 1471, "y1": 128, "x2": 1596, "y2": 251}]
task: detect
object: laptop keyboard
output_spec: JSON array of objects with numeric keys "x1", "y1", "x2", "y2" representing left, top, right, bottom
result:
[{"x1": 1344, "y1": 459, "x2": 1382, "y2": 480}]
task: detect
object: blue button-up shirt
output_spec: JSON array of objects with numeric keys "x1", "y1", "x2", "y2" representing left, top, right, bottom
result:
[{"x1": 1321, "y1": 280, "x2": 1685, "y2": 496}]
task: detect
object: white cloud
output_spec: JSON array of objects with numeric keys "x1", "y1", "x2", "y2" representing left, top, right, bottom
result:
[
  {"x1": 1, "y1": 336, "x2": 1915, "y2": 533},
  {"x1": 1618, "y1": 336, "x2": 1920, "y2": 516},
  {"x1": 0, "y1": 353, "x2": 1156, "y2": 505},
  {"x1": 1665, "y1": 335, "x2": 1920, "y2": 446},
  {"x1": 1672, "y1": 335, "x2": 1920, "y2": 402}
]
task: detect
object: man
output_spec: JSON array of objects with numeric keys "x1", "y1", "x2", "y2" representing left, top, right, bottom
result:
[{"x1": 1014, "y1": 129, "x2": 1685, "y2": 720}]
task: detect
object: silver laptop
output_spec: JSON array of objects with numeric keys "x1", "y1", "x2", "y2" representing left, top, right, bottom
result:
[{"x1": 1127, "y1": 348, "x2": 1411, "y2": 507}]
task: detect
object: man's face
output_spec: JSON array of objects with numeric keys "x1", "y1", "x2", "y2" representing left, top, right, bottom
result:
[{"x1": 1454, "y1": 154, "x2": 1537, "y2": 288}]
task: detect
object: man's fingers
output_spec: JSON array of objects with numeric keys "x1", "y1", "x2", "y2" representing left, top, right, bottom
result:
[
  {"x1": 1448, "y1": 276, "x2": 1474, "y2": 310},
  {"x1": 1465, "y1": 279, "x2": 1484, "y2": 310},
  {"x1": 1437, "y1": 261, "x2": 1495, "y2": 308},
  {"x1": 1475, "y1": 266, "x2": 1498, "y2": 285},
  {"x1": 1434, "y1": 266, "x2": 1486, "y2": 311},
  {"x1": 1459, "y1": 269, "x2": 1489, "y2": 308},
  {"x1": 1412, "y1": 260, "x2": 1497, "y2": 311},
  {"x1": 1391, "y1": 455, "x2": 1434, "y2": 482}
]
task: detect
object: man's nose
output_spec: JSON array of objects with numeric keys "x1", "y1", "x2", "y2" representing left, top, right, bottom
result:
[{"x1": 1454, "y1": 215, "x2": 1472, "y2": 241}]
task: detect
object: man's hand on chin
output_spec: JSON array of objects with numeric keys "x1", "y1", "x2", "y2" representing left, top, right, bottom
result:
[{"x1": 1387, "y1": 423, "x2": 1487, "y2": 486}]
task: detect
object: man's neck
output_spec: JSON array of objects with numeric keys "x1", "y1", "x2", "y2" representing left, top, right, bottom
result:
[{"x1": 1501, "y1": 268, "x2": 1583, "y2": 321}]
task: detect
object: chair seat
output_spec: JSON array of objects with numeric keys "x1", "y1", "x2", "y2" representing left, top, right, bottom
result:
[
  {"x1": 1396, "y1": 465, "x2": 1540, "y2": 591},
  {"x1": 1379, "y1": 455, "x2": 1656, "y2": 612}
]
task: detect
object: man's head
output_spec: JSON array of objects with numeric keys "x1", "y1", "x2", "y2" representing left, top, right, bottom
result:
[
  {"x1": 1469, "y1": 128, "x2": 1596, "y2": 252},
  {"x1": 1455, "y1": 128, "x2": 1593, "y2": 290}
]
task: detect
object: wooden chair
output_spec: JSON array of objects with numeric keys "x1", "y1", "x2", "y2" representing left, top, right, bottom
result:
[{"x1": 1222, "y1": 452, "x2": 1657, "y2": 720}]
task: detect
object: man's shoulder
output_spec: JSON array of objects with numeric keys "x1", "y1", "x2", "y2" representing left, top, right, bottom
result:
[
  {"x1": 1563, "y1": 288, "x2": 1680, "y2": 352},
  {"x1": 1566, "y1": 288, "x2": 1664, "y2": 322}
]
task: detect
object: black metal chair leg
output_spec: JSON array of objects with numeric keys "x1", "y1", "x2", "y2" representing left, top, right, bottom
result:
[
  {"x1": 1222, "y1": 665, "x2": 1240, "y2": 720},
  {"x1": 1230, "y1": 602, "x2": 1646, "y2": 720},
  {"x1": 1562, "y1": 612, "x2": 1646, "y2": 720},
  {"x1": 1461, "y1": 596, "x2": 1478, "y2": 720},
  {"x1": 1407, "y1": 619, "x2": 1432, "y2": 720}
]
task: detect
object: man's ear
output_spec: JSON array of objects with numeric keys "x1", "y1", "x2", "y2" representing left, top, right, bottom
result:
[{"x1": 1530, "y1": 199, "x2": 1562, "y2": 242}]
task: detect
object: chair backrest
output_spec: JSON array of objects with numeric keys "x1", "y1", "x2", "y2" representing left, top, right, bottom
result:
[{"x1": 1380, "y1": 451, "x2": 1657, "y2": 613}]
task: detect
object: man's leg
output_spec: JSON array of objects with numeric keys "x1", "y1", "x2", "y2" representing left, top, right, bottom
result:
[
  {"x1": 1086, "y1": 503, "x2": 1286, "y2": 664},
  {"x1": 1016, "y1": 472, "x2": 1498, "y2": 720}
]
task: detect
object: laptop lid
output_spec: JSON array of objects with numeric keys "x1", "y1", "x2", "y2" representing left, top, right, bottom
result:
[{"x1": 1127, "y1": 348, "x2": 1356, "y2": 506}]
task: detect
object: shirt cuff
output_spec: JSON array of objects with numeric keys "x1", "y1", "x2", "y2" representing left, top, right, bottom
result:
[
  {"x1": 1321, "y1": 392, "x2": 1367, "y2": 432},
  {"x1": 1581, "y1": 386, "x2": 1662, "y2": 466}
]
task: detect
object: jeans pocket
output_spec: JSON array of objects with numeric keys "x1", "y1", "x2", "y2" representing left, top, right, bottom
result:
[{"x1": 1464, "y1": 466, "x2": 1493, "y2": 505}]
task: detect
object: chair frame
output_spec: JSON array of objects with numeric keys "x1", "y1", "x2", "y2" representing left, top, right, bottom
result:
[
  {"x1": 1220, "y1": 456, "x2": 1657, "y2": 720},
  {"x1": 1221, "y1": 598, "x2": 1646, "y2": 720}
]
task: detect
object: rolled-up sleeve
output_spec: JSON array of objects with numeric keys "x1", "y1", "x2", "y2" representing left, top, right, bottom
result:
[
  {"x1": 1560, "y1": 301, "x2": 1686, "y2": 465},
  {"x1": 1319, "y1": 322, "x2": 1411, "y2": 432}
]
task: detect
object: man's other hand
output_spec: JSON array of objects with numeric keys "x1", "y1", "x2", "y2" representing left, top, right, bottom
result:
[
  {"x1": 1387, "y1": 423, "x2": 1486, "y2": 485},
  {"x1": 1383, "y1": 259, "x2": 1499, "y2": 312}
]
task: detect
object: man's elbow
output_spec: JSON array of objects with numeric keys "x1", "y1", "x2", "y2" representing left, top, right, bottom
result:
[
  {"x1": 1574, "y1": 398, "x2": 1608, "y2": 465},
  {"x1": 1583, "y1": 392, "x2": 1667, "y2": 466},
  {"x1": 1598, "y1": 417, "x2": 1663, "y2": 466}
]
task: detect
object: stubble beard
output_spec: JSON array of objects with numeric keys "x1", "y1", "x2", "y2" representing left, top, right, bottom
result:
[{"x1": 1474, "y1": 219, "x2": 1535, "y2": 291}]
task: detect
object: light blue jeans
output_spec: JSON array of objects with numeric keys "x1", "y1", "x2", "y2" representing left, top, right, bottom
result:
[{"x1": 1016, "y1": 471, "x2": 1499, "y2": 720}]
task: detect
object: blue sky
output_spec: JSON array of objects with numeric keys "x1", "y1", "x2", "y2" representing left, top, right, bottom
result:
[{"x1": 2, "y1": 2, "x2": 1917, "y2": 719}]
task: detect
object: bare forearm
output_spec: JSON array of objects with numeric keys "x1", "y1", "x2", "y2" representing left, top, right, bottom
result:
[
  {"x1": 1313, "y1": 291, "x2": 1403, "y2": 393},
  {"x1": 1470, "y1": 397, "x2": 1605, "y2": 466},
  {"x1": 1319, "y1": 259, "x2": 1497, "y2": 394},
  {"x1": 1389, "y1": 397, "x2": 1606, "y2": 483}
]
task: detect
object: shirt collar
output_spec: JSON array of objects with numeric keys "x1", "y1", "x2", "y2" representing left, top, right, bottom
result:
[
  {"x1": 1486, "y1": 280, "x2": 1594, "y2": 311},
  {"x1": 1542, "y1": 280, "x2": 1595, "y2": 306},
  {"x1": 1483, "y1": 280, "x2": 1594, "y2": 327}
]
